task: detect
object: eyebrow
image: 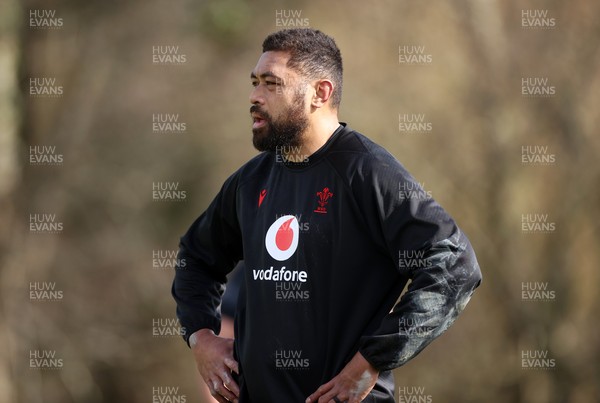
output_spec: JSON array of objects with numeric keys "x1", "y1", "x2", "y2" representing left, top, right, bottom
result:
[{"x1": 250, "y1": 71, "x2": 283, "y2": 81}]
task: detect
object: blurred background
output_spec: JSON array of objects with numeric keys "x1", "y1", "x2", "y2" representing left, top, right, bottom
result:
[{"x1": 1, "y1": 0, "x2": 599, "y2": 402}]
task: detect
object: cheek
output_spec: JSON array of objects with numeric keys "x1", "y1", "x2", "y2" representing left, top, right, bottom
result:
[
  {"x1": 268, "y1": 99, "x2": 289, "y2": 117},
  {"x1": 297, "y1": 90, "x2": 311, "y2": 110},
  {"x1": 304, "y1": 95, "x2": 313, "y2": 111}
]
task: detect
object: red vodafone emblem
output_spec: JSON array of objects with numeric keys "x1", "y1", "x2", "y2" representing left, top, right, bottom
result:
[{"x1": 265, "y1": 215, "x2": 299, "y2": 261}]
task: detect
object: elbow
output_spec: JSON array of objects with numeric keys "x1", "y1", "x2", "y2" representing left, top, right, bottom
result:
[
  {"x1": 458, "y1": 231, "x2": 482, "y2": 290},
  {"x1": 460, "y1": 240, "x2": 482, "y2": 291},
  {"x1": 465, "y1": 242, "x2": 482, "y2": 290}
]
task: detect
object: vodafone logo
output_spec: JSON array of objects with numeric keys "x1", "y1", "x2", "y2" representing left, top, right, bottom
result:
[{"x1": 265, "y1": 215, "x2": 299, "y2": 261}]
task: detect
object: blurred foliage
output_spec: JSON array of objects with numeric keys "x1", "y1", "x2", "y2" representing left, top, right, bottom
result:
[
  {"x1": 199, "y1": 0, "x2": 253, "y2": 46},
  {"x1": 1, "y1": 0, "x2": 599, "y2": 402}
]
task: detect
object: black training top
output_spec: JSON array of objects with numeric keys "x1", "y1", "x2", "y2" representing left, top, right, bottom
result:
[{"x1": 172, "y1": 123, "x2": 482, "y2": 402}]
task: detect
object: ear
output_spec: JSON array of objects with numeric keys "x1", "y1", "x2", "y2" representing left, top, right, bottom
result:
[{"x1": 311, "y1": 79, "x2": 334, "y2": 108}]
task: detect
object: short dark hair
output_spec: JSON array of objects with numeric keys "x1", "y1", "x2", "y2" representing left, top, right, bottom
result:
[{"x1": 262, "y1": 28, "x2": 343, "y2": 109}]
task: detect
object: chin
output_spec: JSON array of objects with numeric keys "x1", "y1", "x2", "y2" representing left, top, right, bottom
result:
[{"x1": 252, "y1": 131, "x2": 268, "y2": 151}]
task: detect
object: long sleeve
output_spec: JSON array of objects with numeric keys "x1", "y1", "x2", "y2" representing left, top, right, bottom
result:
[
  {"x1": 355, "y1": 153, "x2": 482, "y2": 371},
  {"x1": 169, "y1": 126, "x2": 480, "y2": 401},
  {"x1": 171, "y1": 172, "x2": 243, "y2": 345}
]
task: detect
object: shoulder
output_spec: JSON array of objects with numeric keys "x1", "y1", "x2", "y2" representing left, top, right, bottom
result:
[
  {"x1": 224, "y1": 151, "x2": 273, "y2": 190},
  {"x1": 329, "y1": 125, "x2": 413, "y2": 183}
]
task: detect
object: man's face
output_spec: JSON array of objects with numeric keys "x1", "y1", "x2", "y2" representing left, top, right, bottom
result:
[{"x1": 250, "y1": 51, "x2": 309, "y2": 152}]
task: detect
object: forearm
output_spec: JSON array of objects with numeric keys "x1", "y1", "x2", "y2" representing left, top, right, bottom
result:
[
  {"x1": 172, "y1": 246, "x2": 228, "y2": 344},
  {"x1": 360, "y1": 229, "x2": 481, "y2": 371},
  {"x1": 172, "y1": 171, "x2": 243, "y2": 345}
]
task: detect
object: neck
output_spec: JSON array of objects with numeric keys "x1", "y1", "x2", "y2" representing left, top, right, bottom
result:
[{"x1": 294, "y1": 116, "x2": 340, "y2": 158}]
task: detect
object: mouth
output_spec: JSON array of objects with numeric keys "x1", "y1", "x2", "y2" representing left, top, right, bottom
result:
[{"x1": 252, "y1": 113, "x2": 267, "y2": 129}]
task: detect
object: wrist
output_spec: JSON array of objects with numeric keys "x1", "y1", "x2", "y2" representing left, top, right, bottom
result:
[
  {"x1": 189, "y1": 328, "x2": 216, "y2": 348},
  {"x1": 355, "y1": 351, "x2": 379, "y2": 376}
]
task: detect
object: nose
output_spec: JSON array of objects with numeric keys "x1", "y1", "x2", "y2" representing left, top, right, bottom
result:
[{"x1": 249, "y1": 85, "x2": 264, "y2": 105}]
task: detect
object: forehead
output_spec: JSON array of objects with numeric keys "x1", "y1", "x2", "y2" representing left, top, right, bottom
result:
[{"x1": 251, "y1": 51, "x2": 295, "y2": 78}]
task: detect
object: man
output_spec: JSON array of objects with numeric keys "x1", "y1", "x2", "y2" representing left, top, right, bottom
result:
[{"x1": 172, "y1": 28, "x2": 481, "y2": 403}]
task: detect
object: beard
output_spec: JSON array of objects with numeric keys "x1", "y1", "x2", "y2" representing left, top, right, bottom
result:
[{"x1": 251, "y1": 92, "x2": 309, "y2": 152}]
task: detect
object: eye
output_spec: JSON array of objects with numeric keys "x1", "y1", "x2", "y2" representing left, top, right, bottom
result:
[
  {"x1": 251, "y1": 81, "x2": 258, "y2": 87},
  {"x1": 266, "y1": 81, "x2": 277, "y2": 86}
]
